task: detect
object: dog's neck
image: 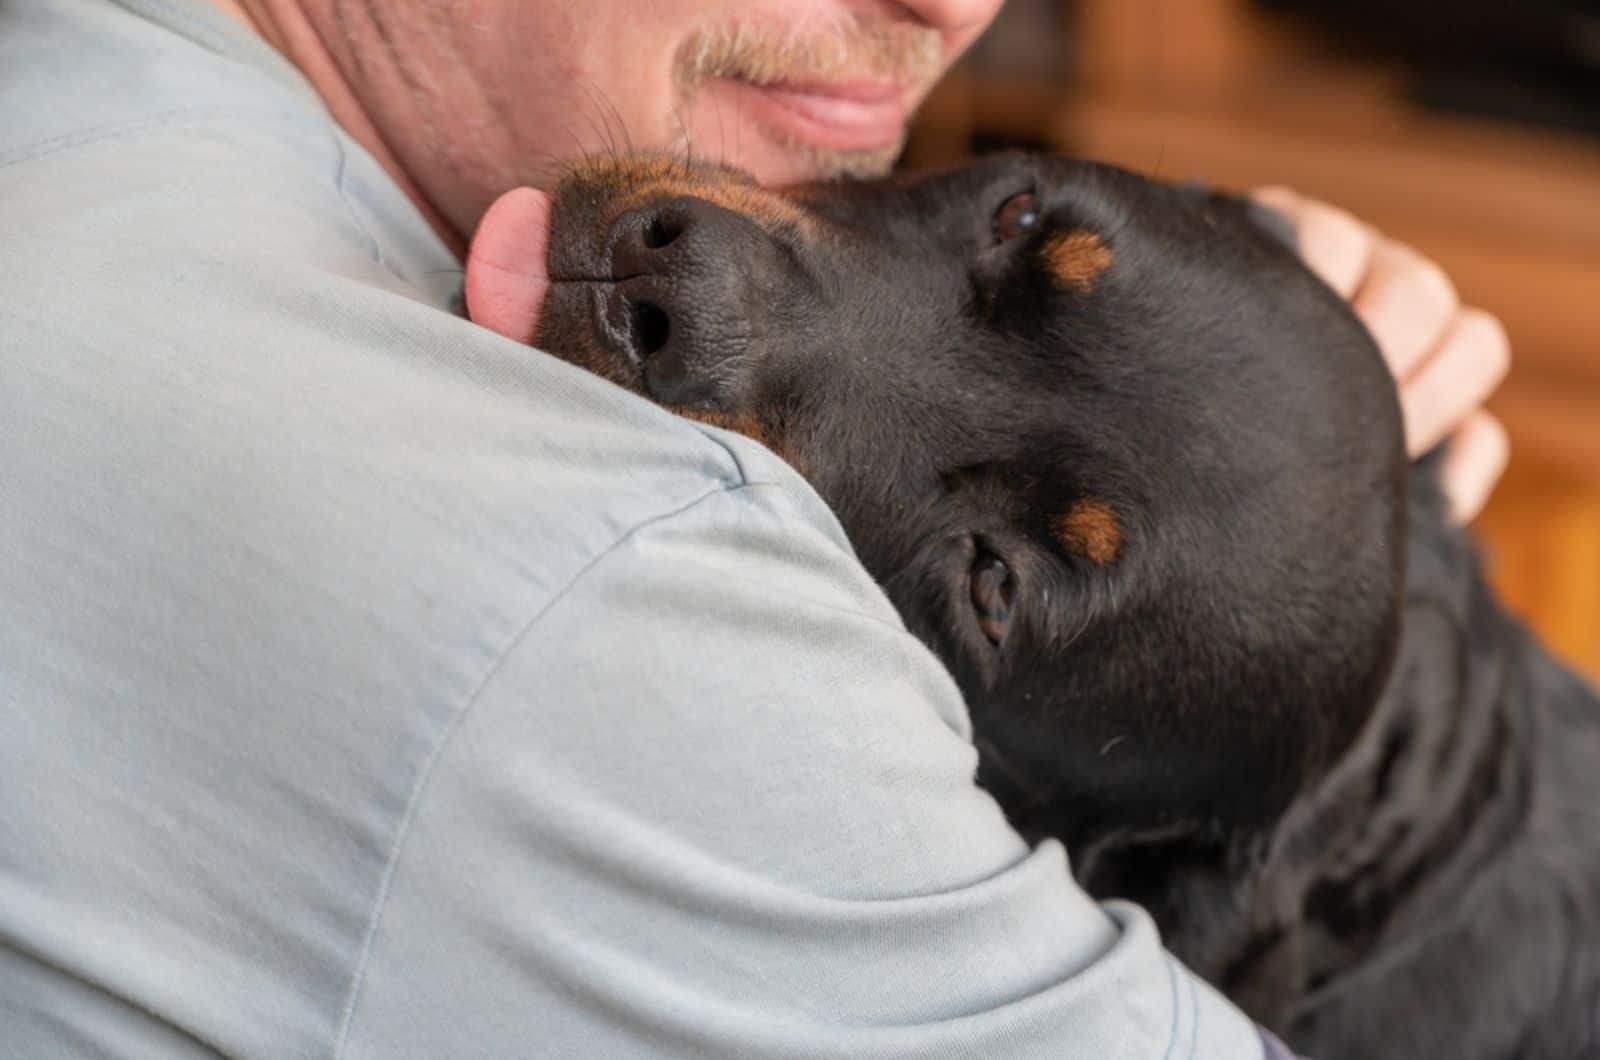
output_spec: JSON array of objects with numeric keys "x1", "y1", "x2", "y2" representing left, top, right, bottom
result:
[
  {"x1": 1219, "y1": 571, "x2": 1536, "y2": 1026},
  {"x1": 1086, "y1": 493, "x2": 1546, "y2": 1034}
]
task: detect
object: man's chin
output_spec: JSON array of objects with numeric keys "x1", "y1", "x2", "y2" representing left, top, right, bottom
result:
[{"x1": 672, "y1": 124, "x2": 904, "y2": 186}]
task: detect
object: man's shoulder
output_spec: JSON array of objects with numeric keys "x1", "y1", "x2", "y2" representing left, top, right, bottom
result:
[
  {"x1": 0, "y1": 0, "x2": 875, "y2": 845},
  {"x1": 0, "y1": 7, "x2": 871, "y2": 1041},
  {"x1": 0, "y1": 269, "x2": 872, "y2": 1059},
  {"x1": 0, "y1": 95, "x2": 833, "y2": 662},
  {"x1": 2, "y1": 0, "x2": 316, "y2": 158},
  {"x1": 1, "y1": 0, "x2": 855, "y2": 680}
]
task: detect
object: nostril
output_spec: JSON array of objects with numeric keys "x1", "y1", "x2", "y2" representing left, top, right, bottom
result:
[
  {"x1": 643, "y1": 214, "x2": 682, "y2": 250},
  {"x1": 629, "y1": 299, "x2": 671, "y2": 358}
]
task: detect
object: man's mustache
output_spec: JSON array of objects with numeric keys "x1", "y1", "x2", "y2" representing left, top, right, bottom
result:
[{"x1": 675, "y1": 13, "x2": 944, "y2": 94}]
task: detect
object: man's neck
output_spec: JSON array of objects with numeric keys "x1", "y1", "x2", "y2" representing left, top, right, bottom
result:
[{"x1": 206, "y1": 0, "x2": 467, "y2": 257}]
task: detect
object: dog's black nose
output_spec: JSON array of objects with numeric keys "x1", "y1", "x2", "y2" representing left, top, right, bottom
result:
[{"x1": 603, "y1": 196, "x2": 787, "y2": 406}]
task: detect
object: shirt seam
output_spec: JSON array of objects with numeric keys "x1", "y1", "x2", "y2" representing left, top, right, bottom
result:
[
  {"x1": 50, "y1": 0, "x2": 390, "y2": 275},
  {"x1": 1, "y1": 104, "x2": 395, "y2": 280},
  {"x1": 1186, "y1": 959, "x2": 1201, "y2": 1060},
  {"x1": 1160, "y1": 954, "x2": 1183, "y2": 1060},
  {"x1": 113, "y1": 0, "x2": 257, "y2": 54},
  {"x1": 327, "y1": 128, "x2": 388, "y2": 271},
  {"x1": 679, "y1": 423, "x2": 766, "y2": 484},
  {"x1": 109, "y1": 0, "x2": 318, "y2": 97},
  {"x1": 0, "y1": 107, "x2": 314, "y2": 173},
  {"x1": 328, "y1": 478, "x2": 782, "y2": 1057}
]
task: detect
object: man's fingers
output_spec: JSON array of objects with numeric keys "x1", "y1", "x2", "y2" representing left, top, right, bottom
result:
[
  {"x1": 1251, "y1": 186, "x2": 1374, "y2": 298},
  {"x1": 1399, "y1": 307, "x2": 1511, "y2": 457},
  {"x1": 1439, "y1": 410, "x2": 1511, "y2": 524},
  {"x1": 1253, "y1": 185, "x2": 1513, "y2": 519},
  {"x1": 1354, "y1": 241, "x2": 1461, "y2": 382}
]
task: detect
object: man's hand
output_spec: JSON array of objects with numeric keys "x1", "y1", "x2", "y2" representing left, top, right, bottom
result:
[{"x1": 1254, "y1": 187, "x2": 1512, "y2": 523}]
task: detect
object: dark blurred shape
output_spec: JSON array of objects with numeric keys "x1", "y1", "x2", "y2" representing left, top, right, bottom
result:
[
  {"x1": 966, "y1": 0, "x2": 1072, "y2": 83},
  {"x1": 1260, "y1": 0, "x2": 1600, "y2": 137}
]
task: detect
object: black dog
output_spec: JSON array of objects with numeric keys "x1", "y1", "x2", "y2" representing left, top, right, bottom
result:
[{"x1": 476, "y1": 154, "x2": 1600, "y2": 1059}]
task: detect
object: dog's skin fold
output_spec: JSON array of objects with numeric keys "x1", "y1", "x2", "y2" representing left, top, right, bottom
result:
[
  {"x1": 1128, "y1": 460, "x2": 1600, "y2": 1058},
  {"x1": 470, "y1": 152, "x2": 1600, "y2": 1058}
]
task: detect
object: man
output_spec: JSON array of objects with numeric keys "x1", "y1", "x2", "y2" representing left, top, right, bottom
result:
[{"x1": 0, "y1": 1, "x2": 1508, "y2": 1057}]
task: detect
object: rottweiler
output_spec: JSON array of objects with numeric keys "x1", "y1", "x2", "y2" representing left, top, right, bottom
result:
[{"x1": 465, "y1": 154, "x2": 1600, "y2": 1059}]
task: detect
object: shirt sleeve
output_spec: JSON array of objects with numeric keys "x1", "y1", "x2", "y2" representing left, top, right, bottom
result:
[
  {"x1": 334, "y1": 464, "x2": 1266, "y2": 1060},
  {"x1": 0, "y1": 5, "x2": 1267, "y2": 1056}
]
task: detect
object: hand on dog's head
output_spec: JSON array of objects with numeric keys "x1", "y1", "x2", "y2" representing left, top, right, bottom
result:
[{"x1": 467, "y1": 153, "x2": 1409, "y2": 871}]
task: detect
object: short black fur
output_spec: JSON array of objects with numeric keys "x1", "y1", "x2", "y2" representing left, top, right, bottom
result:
[{"x1": 523, "y1": 152, "x2": 1600, "y2": 1059}]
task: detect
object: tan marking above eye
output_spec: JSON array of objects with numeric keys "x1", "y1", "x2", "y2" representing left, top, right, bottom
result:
[
  {"x1": 1053, "y1": 499, "x2": 1122, "y2": 566},
  {"x1": 1042, "y1": 230, "x2": 1112, "y2": 293}
]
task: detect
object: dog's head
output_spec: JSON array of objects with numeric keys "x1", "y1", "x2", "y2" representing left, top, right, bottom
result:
[{"x1": 468, "y1": 153, "x2": 1408, "y2": 856}]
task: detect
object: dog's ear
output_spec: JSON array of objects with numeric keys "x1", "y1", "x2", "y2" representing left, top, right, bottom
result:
[{"x1": 463, "y1": 186, "x2": 552, "y2": 344}]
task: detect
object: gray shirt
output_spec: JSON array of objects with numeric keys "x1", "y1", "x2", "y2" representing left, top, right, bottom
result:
[{"x1": 0, "y1": 1, "x2": 1266, "y2": 1056}]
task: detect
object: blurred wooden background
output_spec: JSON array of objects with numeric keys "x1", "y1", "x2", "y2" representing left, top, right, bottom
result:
[{"x1": 907, "y1": 0, "x2": 1600, "y2": 679}]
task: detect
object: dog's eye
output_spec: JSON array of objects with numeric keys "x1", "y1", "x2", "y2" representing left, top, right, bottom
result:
[
  {"x1": 969, "y1": 552, "x2": 1017, "y2": 645},
  {"x1": 993, "y1": 192, "x2": 1041, "y2": 242}
]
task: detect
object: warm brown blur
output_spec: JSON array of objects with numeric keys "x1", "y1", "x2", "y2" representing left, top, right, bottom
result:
[{"x1": 907, "y1": 0, "x2": 1600, "y2": 679}]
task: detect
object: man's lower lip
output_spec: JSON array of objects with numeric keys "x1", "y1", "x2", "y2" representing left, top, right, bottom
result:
[{"x1": 719, "y1": 78, "x2": 909, "y2": 153}]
